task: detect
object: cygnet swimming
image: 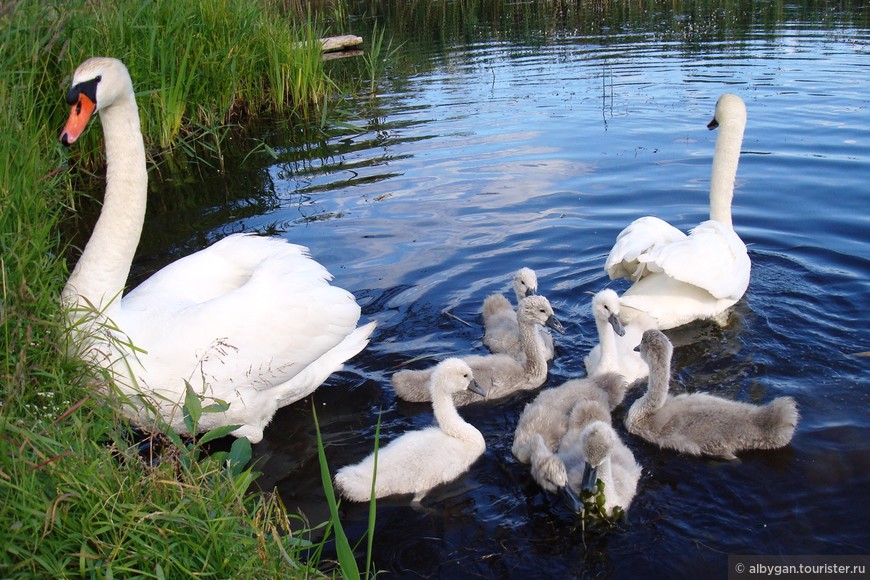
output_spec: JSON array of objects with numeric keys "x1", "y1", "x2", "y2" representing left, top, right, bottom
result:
[
  {"x1": 482, "y1": 267, "x2": 554, "y2": 363},
  {"x1": 334, "y1": 358, "x2": 487, "y2": 502},
  {"x1": 584, "y1": 288, "x2": 653, "y2": 385},
  {"x1": 392, "y1": 295, "x2": 566, "y2": 406},
  {"x1": 512, "y1": 372, "x2": 628, "y2": 465},
  {"x1": 625, "y1": 329, "x2": 799, "y2": 460},
  {"x1": 530, "y1": 412, "x2": 641, "y2": 515}
]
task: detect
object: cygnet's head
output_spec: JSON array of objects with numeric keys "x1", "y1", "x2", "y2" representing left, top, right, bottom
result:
[
  {"x1": 513, "y1": 267, "x2": 538, "y2": 300},
  {"x1": 592, "y1": 289, "x2": 626, "y2": 337},
  {"x1": 517, "y1": 295, "x2": 566, "y2": 334},
  {"x1": 580, "y1": 421, "x2": 616, "y2": 493},
  {"x1": 635, "y1": 329, "x2": 673, "y2": 368},
  {"x1": 430, "y1": 358, "x2": 486, "y2": 398},
  {"x1": 707, "y1": 93, "x2": 747, "y2": 132}
]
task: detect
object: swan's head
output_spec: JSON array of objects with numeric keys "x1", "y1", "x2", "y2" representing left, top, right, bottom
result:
[
  {"x1": 513, "y1": 267, "x2": 538, "y2": 300},
  {"x1": 60, "y1": 57, "x2": 134, "y2": 146},
  {"x1": 580, "y1": 421, "x2": 616, "y2": 493},
  {"x1": 431, "y1": 358, "x2": 486, "y2": 398},
  {"x1": 592, "y1": 289, "x2": 626, "y2": 337},
  {"x1": 634, "y1": 329, "x2": 673, "y2": 369},
  {"x1": 707, "y1": 93, "x2": 747, "y2": 132},
  {"x1": 517, "y1": 295, "x2": 566, "y2": 334}
]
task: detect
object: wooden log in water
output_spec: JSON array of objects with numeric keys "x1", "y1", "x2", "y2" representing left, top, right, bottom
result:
[{"x1": 319, "y1": 34, "x2": 363, "y2": 53}]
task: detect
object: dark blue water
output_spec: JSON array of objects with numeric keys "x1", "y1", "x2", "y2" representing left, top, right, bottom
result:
[{"x1": 140, "y1": 6, "x2": 870, "y2": 578}]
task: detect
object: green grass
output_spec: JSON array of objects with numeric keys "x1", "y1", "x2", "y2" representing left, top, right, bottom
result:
[{"x1": 0, "y1": 0, "x2": 381, "y2": 577}]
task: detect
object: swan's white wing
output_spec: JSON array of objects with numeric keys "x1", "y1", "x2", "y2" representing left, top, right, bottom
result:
[
  {"x1": 638, "y1": 220, "x2": 750, "y2": 300},
  {"x1": 605, "y1": 216, "x2": 687, "y2": 282},
  {"x1": 119, "y1": 234, "x2": 371, "y2": 398},
  {"x1": 125, "y1": 233, "x2": 325, "y2": 306}
]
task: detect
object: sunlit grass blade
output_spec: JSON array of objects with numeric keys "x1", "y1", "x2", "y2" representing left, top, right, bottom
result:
[{"x1": 312, "y1": 404, "x2": 360, "y2": 579}]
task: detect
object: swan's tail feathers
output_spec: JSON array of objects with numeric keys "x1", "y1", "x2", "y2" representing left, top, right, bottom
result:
[
  {"x1": 483, "y1": 293, "x2": 512, "y2": 318},
  {"x1": 390, "y1": 367, "x2": 435, "y2": 402},
  {"x1": 274, "y1": 321, "x2": 377, "y2": 407},
  {"x1": 334, "y1": 463, "x2": 375, "y2": 502},
  {"x1": 755, "y1": 396, "x2": 799, "y2": 449}
]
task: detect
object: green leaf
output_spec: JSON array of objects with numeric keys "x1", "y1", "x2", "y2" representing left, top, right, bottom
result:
[
  {"x1": 199, "y1": 424, "x2": 241, "y2": 444},
  {"x1": 182, "y1": 382, "x2": 202, "y2": 434},
  {"x1": 228, "y1": 437, "x2": 252, "y2": 476},
  {"x1": 201, "y1": 400, "x2": 230, "y2": 414}
]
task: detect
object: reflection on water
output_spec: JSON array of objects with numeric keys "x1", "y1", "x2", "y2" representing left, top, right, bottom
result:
[{"x1": 128, "y1": 0, "x2": 870, "y2": 576}]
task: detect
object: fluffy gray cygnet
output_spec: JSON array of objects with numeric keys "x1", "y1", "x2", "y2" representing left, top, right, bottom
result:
[
  {"x1": 482, "y1": 267, "x2": 554, "y2": 363},
  {"x1": 625, "y1": 329, "x2": 799, "y2": 460},
  {"x1": 392, "y1": 295, "x2": 565, "y2": 406}
]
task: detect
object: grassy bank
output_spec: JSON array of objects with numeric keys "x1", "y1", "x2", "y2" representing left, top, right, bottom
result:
[{"x1": 1, "y1": 0, "x2": 367, "y2": 576}]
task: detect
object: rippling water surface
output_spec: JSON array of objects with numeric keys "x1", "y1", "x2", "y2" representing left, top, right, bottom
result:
[{"x1": 138, "y1": 2, "x2": 869, "y2": 577}]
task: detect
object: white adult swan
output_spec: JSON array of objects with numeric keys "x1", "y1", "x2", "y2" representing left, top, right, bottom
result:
[
  {"x1": 626, "y1": 329, "x2": 799, "y2": 459},
  {"x1": 482, "y1": 267, "x2": 554, "y2": 363},
  {"x1": 334, "y1": 358, "x2": 486, "y2": 502},
  {"x1": 583, "y1": 289, "x2": 652, "y2": 385},
  {"x1": 59, "y1": 57, "x2": 376, "y2": 443},
  {"x1": 604, "y1": 94, "x2": 751, "y2": 330},
  {"x1": 392, "y1": 295, "x2": 565, "y2": 406}
]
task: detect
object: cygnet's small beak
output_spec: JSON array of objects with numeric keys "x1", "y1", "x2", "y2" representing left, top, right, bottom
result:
[
  {"x1": 608, "y1": 312, "x2": 626, "y2": 337},
  {"x1": 633, "y1": 343, "x2": 641, "y2": 353},
  {"x1": 525, "y1": 287, "x2": 536, "y2": 298},
  {"x1": 580, "y1": 462, "x2": 600, "y2": 493},
  {"x1": 561, "y1": 484, "x2": 583, "y2": 514},
  {"x1": 468, "y1": 379, "x2": 487, "y2": 398},
  {"x1": 546, "y1": 315, "x2": 567, "y2": 335},
  {"x1": 707, "y1": 116, "x2": 720, "y2": 130}
]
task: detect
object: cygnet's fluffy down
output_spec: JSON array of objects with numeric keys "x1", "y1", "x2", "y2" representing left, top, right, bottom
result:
[
  {"x1": 584, "y1": 289, "x2": 653, "y2": 385},
  {"x1": 334, "y1": 358, "x2": 487, "y2": 502},
  {"x1": 392, "y1": 295, "x2": 566, "y2": 406},
  {"x1": 511, "y1": 372, "x2": 628, "y2": 465},
  {"x1": 482, "y1": 268, "x2": 554, "y2": 363},
  {"x1": 531, "y1": 414, "x2": 641, "y2": 515},
  {"x1": 626, "y1": 329, "x2": 799, "y2": 460}
]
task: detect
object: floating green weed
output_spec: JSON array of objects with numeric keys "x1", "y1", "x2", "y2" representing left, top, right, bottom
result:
[{"x1": 577, "y1": 480, "x2": 626, "y2": 537}]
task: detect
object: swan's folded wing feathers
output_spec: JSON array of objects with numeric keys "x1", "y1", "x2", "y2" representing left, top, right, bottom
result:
[
  {"x1": 121, "y1": 235, "x2": 365, "y2": 394},
  {"x1": 125, "y1": 234, "x2": 325, "y2": 307},
  {"x1": 605, "y1": 217, "x2": 687, "y2": 281},
  {"x1": 639, "y1": 220, "x2": 750, "y2": 300}
]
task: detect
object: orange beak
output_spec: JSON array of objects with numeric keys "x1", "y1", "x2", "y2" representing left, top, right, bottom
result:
[{"x1": 59, "y1": 93, "x2": 96, "y2": 146}]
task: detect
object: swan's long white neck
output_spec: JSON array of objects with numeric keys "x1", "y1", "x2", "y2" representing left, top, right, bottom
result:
[
  {"x1": 63, "y1": 90, "x2": 147, "y2": 316},
  {"x1": 432, "y1": 384, "x2": 481, "y2": 444},
  {"x1": 708, "y1": 111, "x2": 745, "y2": 229}
]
